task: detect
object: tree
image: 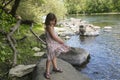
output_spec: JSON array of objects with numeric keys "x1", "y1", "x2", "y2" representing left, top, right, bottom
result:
[
  {"x1": 42, "y1": 0, "x2": 67, "y2": 20},
  {"x1": 0, "y1": 0, "x2": 67, "y2": 66},
  {"x1": 65, "y1": 0, "x2": 120, "y2": 14},
  {"x1": 0, "y1": 0, "x2": 44, "y2": 66},
  {"x1": 65, "y1": 0, "x2": 81, "y2": 14}
]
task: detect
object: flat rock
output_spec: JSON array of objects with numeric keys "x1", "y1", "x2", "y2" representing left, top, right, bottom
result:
[
  {"x1": 9, "y1": 64, "x2": 36, "y2": 77},
  {"x1": 59, "y1": 47, "x2": 90, "y2": 66},
  {"x1": 32, "y1": 47, "x2": 41, "y2": 52},
  {"x1": 34, "y1": 52, "x2": 45, "y2": 57},
  {"x1": 32, "y1": 59, "x2": 90, "y2": 80}
]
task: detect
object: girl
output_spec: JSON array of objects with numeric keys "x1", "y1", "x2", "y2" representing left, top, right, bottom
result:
[{"x1": 44, "y1": 13, "x2": 70, "y2": 79}]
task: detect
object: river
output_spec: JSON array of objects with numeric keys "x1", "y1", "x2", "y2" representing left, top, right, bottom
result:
[{"x1": 66, "y1": 14, "x2": 120, "y2": 80}]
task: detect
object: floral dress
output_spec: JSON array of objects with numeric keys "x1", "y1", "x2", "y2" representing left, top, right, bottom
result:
[{"x1": 45, "y1": 29, "x2": 70, "y2": 60}]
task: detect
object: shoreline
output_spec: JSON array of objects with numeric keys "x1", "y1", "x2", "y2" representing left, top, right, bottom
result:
[{"x1": 68, "y1": 12, "x2": 120, "y2": 16}]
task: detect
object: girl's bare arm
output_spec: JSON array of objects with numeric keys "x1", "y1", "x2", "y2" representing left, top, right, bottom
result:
[{"x1": 47, "y1": 26, "x2": 64, "y2": 44}]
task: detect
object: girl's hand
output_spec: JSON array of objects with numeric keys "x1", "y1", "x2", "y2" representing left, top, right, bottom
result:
[{"x1": 63, "y1": 44, "x2": 70, "y2": 49}]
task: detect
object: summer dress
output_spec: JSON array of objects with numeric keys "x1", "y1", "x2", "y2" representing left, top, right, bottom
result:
[{"x1": 45, "y1": 28, "x2": 70, "y2": 60}]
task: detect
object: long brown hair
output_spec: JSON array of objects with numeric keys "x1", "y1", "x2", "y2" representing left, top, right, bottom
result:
[{"x1": 45, "y1": 13, "x2": 57, "y2": 26}]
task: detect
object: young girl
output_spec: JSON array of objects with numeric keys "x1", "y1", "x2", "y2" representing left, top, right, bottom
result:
[{"x1": 44, "y1": 13, "x2": 70, "y2": 79}]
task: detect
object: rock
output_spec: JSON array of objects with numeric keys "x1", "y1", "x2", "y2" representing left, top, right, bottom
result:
[
  {"x1": 103, "y1": 26, "x2": 112, "y2": 32},
  {"x1": 41, "y1": 44, "x2": 46, "y2": 49},
  {"x1": 55, "y1": 27, "x2": 75, "y2": 37},
  {"x1": 104, "y1": 26, "x2": 112, "y2": 29},
  {"x1": 56, "y1": 18, "x2": 84, "y2": 35},
  {"x1": 9, "y1": 64, "x2": 36, "y2": 77},
  {"x1": 32, "y1": 59, "x2": 90, "y2": 80},
  {"x1": 94, "y1": 26, "x2": 101, "y2": 30},
  {"x1": 32, "y1": 47, "x2": 41, "y2": 52},
  {"x1": 59, "y1": 47, "x2": 90, "y2": 66},
  {"x1": 58, "y1": 18, "x2": 100, "y2": 37},
  {"x1": 34, "y1": 52, "x2": 45, "y2": 57},
  {"x1": 65, "y1": 36, "x2": 70, "y2": 40},
  {"x1": 79, "y1": 24, "x2": 100, "y2": 36}
]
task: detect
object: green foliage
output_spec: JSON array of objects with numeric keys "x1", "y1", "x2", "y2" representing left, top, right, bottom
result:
[
  {"x1": 16, "y1": 0, "x2": 67, "y2": 23},
  {"x1": 0, "y1": 23, "x2": 44, "y2": 63},
  {"x1": 0, "y1": 9, "x2": 16, "y2": 63},
  {"x1": 16, "y1": 0, "x2": 44, "y2": 23},
  {"x1": 65, "y1": 0, "x2": 82, "y2": 14},
  {"x1": 0, "y1": 9, "x2": 16, "y2": 32},
  {"x1": 13, "y1": 24, "x2": 44, "y2": 64},
  {"x1": 43, "y1": 0, "x2": 67, "y2": 20},
  {"x1": 65, "y1": 0, "x2": 120, "y2": 14},
  {"x1": 0, "y1": 39, "x2": 13, "y2": 63},
  {"x1": 0, "y1": 0, "x2": 45, "y2": 64}
]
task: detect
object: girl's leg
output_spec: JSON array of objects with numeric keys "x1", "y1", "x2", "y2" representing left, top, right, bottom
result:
[
  {"x1": 45, "y1": 59, "x2": 51, "y2": 79},
  {"x1": 52, "y1": 56, "x2": 57, "y2": 69},
  {"x1": 52, "y1": 56, "x2": 63, "y2": 72}
]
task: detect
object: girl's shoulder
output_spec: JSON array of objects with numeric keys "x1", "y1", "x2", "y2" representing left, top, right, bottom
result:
[{"x1": 46, "y1": 26, "x2": 54, "y2": 31}]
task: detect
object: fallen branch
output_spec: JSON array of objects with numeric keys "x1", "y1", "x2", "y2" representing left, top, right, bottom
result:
[
  {"x1": 7, "y1": 20, "x2": 21, "y2": 66},
  {"x1": 30, "y1": 23, "x2": 46, "y2": 45}
]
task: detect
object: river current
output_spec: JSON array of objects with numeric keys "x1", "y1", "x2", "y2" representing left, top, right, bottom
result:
[{"x1": 66, "y1": 14, "x2": 120, "y2": 80}]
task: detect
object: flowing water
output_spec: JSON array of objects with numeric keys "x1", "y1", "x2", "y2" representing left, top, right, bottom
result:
[{"x1": 66, "y1": 14, "x2": 120, "y2": 80}]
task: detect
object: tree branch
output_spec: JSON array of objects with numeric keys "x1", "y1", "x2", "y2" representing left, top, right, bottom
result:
[
  {"x1": 10, "y1": 0, "x2": 21, "y2": 16},
  {"x1": 7, "y1": 35, "x2": 17, "y2": 66},
  {"x1": 0, "y1": 0, "x2": 14, "y2": 14},
  {"x1": 3, "y1": 0, "x2": 13, "y2": 8},
  {"x1": 9, "y1": 20, "x2": 21, "y2": 36},
  {"x1": 30, "y1": 23, "x2": 46, "y2": 45},
  {"x1": 7, "y1": 20, "x2": 21, "y2": 66}
]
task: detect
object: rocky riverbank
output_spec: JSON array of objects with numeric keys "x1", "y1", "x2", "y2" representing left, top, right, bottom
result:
[
  {"x1": 56, "y1": 18, "x2": 101, "y2": 39},
  {"x1": 9, "y1": 47, "x2": 90, "y2": 80},
  {"x1": 32, "y1": 59, "x2": 90, "y2": 80},
  {"x1": 8, "y1": 18, "x2": 94, "y2": 80}
]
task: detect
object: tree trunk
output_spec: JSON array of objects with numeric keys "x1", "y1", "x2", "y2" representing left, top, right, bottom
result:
[{"x1": 10, "y1": 0, "x2": 21, "y2": 16}]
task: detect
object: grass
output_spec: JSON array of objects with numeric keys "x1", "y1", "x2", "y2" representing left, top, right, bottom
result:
[
  {"x1": 14, "y1": 24, "x2": 45, "y2": 64},
  {"x1": 0, "y1": 23, "x2": 45, "y2": 80}
]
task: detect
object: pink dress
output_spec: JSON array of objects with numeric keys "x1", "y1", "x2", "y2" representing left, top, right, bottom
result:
[{"x1": 45, "y1": 28, "x2": 70, "y2": 60}]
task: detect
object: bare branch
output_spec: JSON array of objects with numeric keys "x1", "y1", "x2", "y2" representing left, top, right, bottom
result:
[
  {"x1": 0, "y1": 0, "x2": 13, "y2": 14},
  {"x1": 10, "y1": 0, "x2": 21, "y2": 16},
  {"x1": 7, "y1": 20, "x2": 21, "y2": 66},
  {"x1": 7, "y1": 35, "x2": 17, "y2": 66},
  {"x1": 3, "y1": 0, "x2": 13, "y2": 8},
  {"x1": 9, "y1": 20, "x2": 21, "y2": 36},
  {"x1": 30, "y1": 23, "x2": 46, "y2": 45}
]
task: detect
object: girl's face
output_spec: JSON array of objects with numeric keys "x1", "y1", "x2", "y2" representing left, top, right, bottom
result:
[{"x1": 50, "y1": 19, "x2": 56, "y2": 26}]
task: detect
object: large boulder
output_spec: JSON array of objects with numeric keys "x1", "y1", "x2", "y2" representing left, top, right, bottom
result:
[
  {"x1": 59, "y1": 47, "x2": 90, "y2": 66},
  {"x1": 32, "y1": 59, "x2": 90, "y2": 80},
  {"x1": 79, "y1": 24, "x2": 100, "y2": 36},
  {"x1": 9, "y1": 64, "x2": 36, "y2": 77}
]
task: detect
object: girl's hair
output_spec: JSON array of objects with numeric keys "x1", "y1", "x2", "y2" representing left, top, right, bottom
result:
[{"x1": 45, "y1": 13, "x2": 57, "y2": 26}]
